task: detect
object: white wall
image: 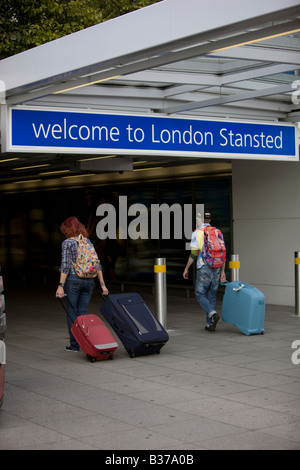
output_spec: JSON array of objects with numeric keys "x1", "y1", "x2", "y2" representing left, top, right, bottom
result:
[{"x1": 232, "y1": 160, "x2": 300, "y2": 306}]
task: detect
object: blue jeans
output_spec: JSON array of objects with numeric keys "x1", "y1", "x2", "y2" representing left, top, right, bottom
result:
[
  {"x1": 64, "y1": 274, "x2": 95, "y2": 350},
  {"x1": 195, "y1": 266, "x2": 220, "y2": 326}
]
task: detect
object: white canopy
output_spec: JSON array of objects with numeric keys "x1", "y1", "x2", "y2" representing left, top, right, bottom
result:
[
  {"x1": 0, "y1": 0, "x2": 299, "y2": 187},
  {"x1": 1, "y1": 0, "x2": 299, "y2": 121}
]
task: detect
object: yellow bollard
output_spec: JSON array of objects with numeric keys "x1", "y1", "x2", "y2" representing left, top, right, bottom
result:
[
  {"x1": 229, "y1": 254, "x2": 240, "y2": 282},
  {"x1": 154, "y1": 258, "x2": 167, "y2": 328}
]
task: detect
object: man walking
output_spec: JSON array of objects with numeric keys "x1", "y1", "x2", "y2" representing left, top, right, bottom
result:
[{"x1": 183, "y1": 211, "x2": 226, "y2": 331}]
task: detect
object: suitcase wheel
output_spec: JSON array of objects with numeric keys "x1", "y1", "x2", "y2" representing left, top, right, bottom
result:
[
  {"x1": 87, "y1": 355, "x2": 96, "y2": 363},
  {"x1": 127, "y1": 350, "x2": 136, "y2": 359}
]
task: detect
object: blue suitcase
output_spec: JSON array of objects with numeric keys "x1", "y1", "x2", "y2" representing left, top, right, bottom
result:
[
  {"x1": 100, "y1": 293, "x2": 169, "y2": 358},
  {"x1": 221, "y1": 281, "x2": 265, "y2": 336}
]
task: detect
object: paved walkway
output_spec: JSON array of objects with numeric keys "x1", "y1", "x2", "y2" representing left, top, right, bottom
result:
[{"x1": 0, "y1": 284, "x2": 300, "y2": 450}]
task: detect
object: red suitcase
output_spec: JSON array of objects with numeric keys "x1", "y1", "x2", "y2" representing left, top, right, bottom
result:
[
  {"x1": 58, "y1": 296, "x2": 118, "y2": 363},
  {"x1": 72, "y1": 314, "x2": 118, "y2": 362}
]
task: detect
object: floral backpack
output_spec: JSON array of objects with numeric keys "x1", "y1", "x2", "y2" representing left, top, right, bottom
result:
[
  {"x1": 197, "y1": 226, "x2": 226, "y2": 268},
  {"x1": 71, "y1": 235, "x2": 100, "y2": 278}
]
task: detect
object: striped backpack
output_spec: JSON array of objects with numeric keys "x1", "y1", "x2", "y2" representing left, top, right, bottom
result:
[
  {"x1": 201, "y1": 226, "x2": 226, "y2": 268},
  {"x1": 71, "y1": 235, "x2": 100, "y2": 278}
]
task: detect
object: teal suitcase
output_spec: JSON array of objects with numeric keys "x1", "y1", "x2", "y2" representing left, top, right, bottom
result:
[{"x1": 221, "y1": 281, "x2": 265, "y2": 336}]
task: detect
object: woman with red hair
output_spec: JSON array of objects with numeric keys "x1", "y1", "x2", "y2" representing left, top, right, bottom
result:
[{"x1": 56, "y1": 217, "x2": 108, "y2": 352}]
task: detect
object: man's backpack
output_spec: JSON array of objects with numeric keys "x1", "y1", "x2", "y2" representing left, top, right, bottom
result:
[
  {"x1": 201, "y1": 226, "x2": 226, "y2": 268},
  {"x1": 71, "y1": 235, "x2": 100, "y2": 278}
]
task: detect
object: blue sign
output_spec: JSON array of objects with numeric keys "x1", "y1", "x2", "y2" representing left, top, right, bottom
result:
[{"x1": 7, "y1": 107, "x2": 298, "y2": 160}]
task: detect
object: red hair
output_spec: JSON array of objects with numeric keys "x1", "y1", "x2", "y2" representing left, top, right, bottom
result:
[{"x1": 60, "y1": 217, "x2": 88, "y2": 239}]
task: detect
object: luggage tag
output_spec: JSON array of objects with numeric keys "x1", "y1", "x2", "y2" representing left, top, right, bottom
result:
[
  {"x1": 233, "y1": 283, "x2": 245, "y2": 292},
  {"x1": 220, "y1": 281, "x2": 245, "y2": 292}
]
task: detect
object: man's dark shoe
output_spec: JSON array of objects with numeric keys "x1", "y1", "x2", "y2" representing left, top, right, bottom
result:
[
  {"x1": 205, "y1": 325, "x2": 215, "y2": 332},
  {"x1": 210, "y1": 313, "x2": 220, "y2": 331}
]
